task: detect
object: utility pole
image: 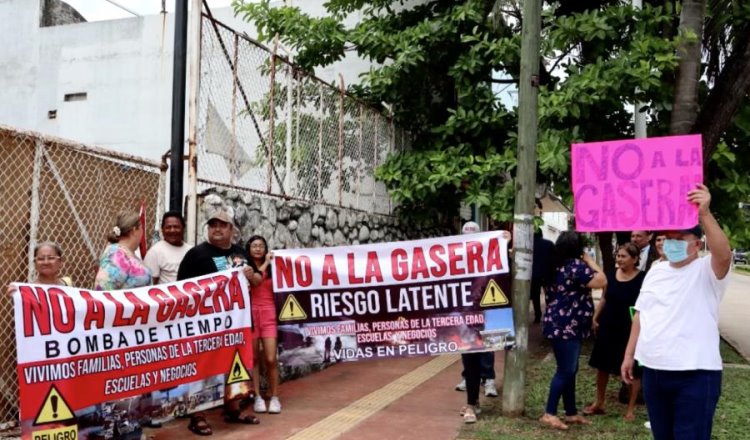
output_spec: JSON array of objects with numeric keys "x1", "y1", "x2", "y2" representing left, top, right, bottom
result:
[
  {"x1": 169, "y1": 0, "x2": 188, "y2": 212},
  {"x1": 502, "y1": 0, "x2": 541, "y2": 416},
  {"x1": 633, "y1": 0, "x2": 647, "y2": 138}
]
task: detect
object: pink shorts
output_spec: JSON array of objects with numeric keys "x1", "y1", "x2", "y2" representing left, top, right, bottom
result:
[{"x1": 252, "y1": 306, "x2": 278, "y2": 339}]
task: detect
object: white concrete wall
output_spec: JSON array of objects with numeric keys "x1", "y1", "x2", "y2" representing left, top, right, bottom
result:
[{"x1": 0, "y1": 0, "x2": 374, "y2": 161}]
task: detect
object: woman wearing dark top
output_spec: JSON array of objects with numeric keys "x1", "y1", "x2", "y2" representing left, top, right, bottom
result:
[
  {"x1": 540, "y1": 231, "x2": 607, "y2": 431},
  {"x1": 585, "y1": 243, "x2": 646, "y2": 421}
]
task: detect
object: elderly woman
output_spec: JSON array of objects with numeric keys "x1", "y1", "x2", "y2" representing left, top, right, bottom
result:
[
  {"x1": 32, "y1": 241, "x2": 72, "y2": 286},
  {"x1": 540, "y1": 231, "x2": 607, "y2": 430},
  {"x1": 95, "y1": 210, "x2": 151, "y2": 291},
  {"x1": 7, "y1": 242, "x2": 71, "y2": 296}
]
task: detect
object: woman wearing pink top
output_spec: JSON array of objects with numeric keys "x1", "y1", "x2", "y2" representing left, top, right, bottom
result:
[{"x1": 246, "y1": 235, "x2": 281, "y2": 414}]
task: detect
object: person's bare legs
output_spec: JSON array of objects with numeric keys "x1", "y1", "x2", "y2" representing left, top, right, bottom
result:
[
  {"x1": 584, "y1": 370, "x2": 609, "y2": 414},
  {"x1": 252, "y1": 338, "x2": 262, "y2": 397},
  {"x1": 261, "y1": 337, "x2": 279, "y2": 397},
  {"x1": 624, "y1": 378, "x2": 641, "y2": 421}
]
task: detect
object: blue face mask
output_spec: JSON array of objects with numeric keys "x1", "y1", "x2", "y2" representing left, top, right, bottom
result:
[{"x1": 663, "y1": 239, "x2": 690, "y2": 263}]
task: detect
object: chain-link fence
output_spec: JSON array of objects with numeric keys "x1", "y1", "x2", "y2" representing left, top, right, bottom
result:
[
  {"x1": 0, "y1": 125, "x2": 162, "y2": 423},
  {"x1": 196, "y1": 14, "x2": 406, "y2": 214}
]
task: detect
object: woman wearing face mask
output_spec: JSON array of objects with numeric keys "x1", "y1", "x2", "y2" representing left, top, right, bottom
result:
[{"x1": 585, "y1": 243, "x2": 646, "y2": 421}]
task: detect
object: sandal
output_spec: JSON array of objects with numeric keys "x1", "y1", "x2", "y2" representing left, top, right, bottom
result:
[
  {"x1": 564, "y1": 414, "x2": 592, "y2": 425},
  {"x1": 224, "y1": 409, "x2": 260, "y2": 425},
  {"x1": 539, "y1": 414, "x2": 569, "y2": 430},
  {"x1": 582, "y1": 404, "x2": 606, "y2": 416},
  {"x1": 188, "y1": 415, "x2": 213, "y2": 436},
  {"x1": 463, "y1": 406, "x2": 477, "y2": 424}
]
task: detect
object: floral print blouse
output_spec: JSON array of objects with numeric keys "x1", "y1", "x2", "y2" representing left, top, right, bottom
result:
[
  {"x1": 95, "y1": 244, "x2": 152, "y2": 291},
  {"x1": 543, "y1": 258, "x2": 595, "y2": 340}
]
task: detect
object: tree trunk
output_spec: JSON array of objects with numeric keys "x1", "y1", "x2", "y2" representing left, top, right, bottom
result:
[
  {"x1": 693, "y1": 26, "x2": 750, "y2": 161},
  {"x1": 670, "y1": 0, "x2": 706, "y2": 134}
]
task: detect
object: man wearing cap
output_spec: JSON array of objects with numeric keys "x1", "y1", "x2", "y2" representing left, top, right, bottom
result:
[
  {"x1": 177, "y1": 207, "x2": 260, "y2": 429},
  {"x1": 621, "y1": 184, "x2": 732, "y2": 440},
  {"x1": 177, "y1": 207, "x2": 249, "y2": 280}
]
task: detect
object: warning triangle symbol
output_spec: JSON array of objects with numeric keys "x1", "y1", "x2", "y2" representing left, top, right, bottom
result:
[
  {"x1": 480, "y1": 279, "x2": 509, "y2": 307},
  {"x1": 278, "y1": 294, "x2": 307, "y2": 321},
  {"x1": 34, "y1": 385, "x2": 76, "y2": 425},
  {"x1": 226, "y1": 349, "x2": 252, "y2": 385}
]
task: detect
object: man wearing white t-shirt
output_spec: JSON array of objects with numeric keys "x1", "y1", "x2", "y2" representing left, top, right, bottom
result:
[
  {"x1": 144, "y1": 211, "x2": 192, "y2": 284},
  {"x1": 621, "y1": 184, "x2": 732, "y2": 440}
]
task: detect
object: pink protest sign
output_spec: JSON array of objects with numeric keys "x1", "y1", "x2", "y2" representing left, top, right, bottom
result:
[{"x1": 571, "y1": 134, "x2": 703, "y2": 232}]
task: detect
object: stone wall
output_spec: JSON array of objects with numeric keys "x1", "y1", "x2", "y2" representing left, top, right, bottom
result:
[{"x1": 197, "y1": 189, "x2": 453, "y2": 249}]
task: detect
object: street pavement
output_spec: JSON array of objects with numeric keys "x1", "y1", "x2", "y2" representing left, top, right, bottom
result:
[{"x1": 719, "y1": 271, "x2": 750, "y2": 362}]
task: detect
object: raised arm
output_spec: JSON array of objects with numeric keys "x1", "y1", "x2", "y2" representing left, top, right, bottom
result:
[{"x1": 689, "y1": 184, "x2": 731, "y2": 279}]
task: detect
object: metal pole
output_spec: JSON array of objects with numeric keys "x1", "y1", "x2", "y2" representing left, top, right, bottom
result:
[
  {"x1": 633, "y1": 0, "x2": 647, "y2": 138},
  {"x1": 285, "y1": 63, "x2": 293, "y2": 194},
  {"x1": 169, "y1": 0, "x2": 188, "y2": 212},
  {"x1": 502, "y1": 0, "x2": 541, "y2": 416},
  {"x1": 186, "y1": 0, "x2": 202, "y2": 245}
]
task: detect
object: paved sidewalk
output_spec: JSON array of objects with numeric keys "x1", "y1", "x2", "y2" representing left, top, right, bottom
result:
[
  {"x1": 719, "y1": 271, "x2": 750, "y2": 362},
  {"x1": 146, "y1": 345, "x2": 508, "y2": 440}
]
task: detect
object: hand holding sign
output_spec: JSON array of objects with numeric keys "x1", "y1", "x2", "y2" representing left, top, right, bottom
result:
[{"x1": 687, "y1": 183, "x2": 712, "y2": 216}]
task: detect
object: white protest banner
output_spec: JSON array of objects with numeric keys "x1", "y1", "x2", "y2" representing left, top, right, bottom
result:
[{"x1": 14, "y1": 269, "x2": 253, "y2": 440}]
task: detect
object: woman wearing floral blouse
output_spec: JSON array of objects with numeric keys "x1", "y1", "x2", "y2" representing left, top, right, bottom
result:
[
  {"x1": 539, "y1": 231, "x2": 607, "y2": 430},
  {"x1": 95, "y1": 210, "x2": 152, "y2": 291}
]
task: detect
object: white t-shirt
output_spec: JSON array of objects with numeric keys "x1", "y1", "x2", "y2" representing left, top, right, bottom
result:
[
  {"x1": 143, "y1": 240, "x2": 193, "y2": 284},
  {"x1": 634, "y1": 255, "x2": 729, "y2": 371}
]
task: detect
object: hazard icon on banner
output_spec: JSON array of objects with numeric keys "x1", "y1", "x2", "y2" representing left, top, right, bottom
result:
[
  {"x1": 34, "y1": 385, "x2": 75, "y2": 425},
  {"x1": 226, "y1": 350, "x2": 252, "y2": 385},
  {"x1": 479, "y1": 279, "x2": 509, "y2": 307},
  {"x1": 278, "y1": 294, "x2": 307, "y2": 321}
]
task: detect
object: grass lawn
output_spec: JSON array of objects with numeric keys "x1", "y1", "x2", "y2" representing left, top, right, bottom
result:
[{"x1": 460, "y1": 338, "x2": 750, "y2": 440}]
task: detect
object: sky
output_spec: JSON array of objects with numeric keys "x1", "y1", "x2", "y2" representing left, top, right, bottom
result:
[{"x1": 65, "y1": 0, "x2": 234, "y2": 21}]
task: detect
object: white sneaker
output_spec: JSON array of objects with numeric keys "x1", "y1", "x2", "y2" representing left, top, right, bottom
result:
[
  {"x1": 253, "y1": 396, "x2": 267, "y2": 413},
  {"x1": 484, "y1": 379, "x2": 498, "y2": 397},
  {"x1": 455, "y1": 379, "x2": 466, "y2": 391},
  {"x1": 268, "y1": 396, "x2": 281, "y2": 414}
]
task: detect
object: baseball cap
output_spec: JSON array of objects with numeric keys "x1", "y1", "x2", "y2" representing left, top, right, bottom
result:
[
  {"x1": 678, "y1": 224, "x2": 703, "y2": 238},
  {"x1": 462, "y1": 221, "x2": 481, "y2": 234},
  {"x1": 206, "y1": 207, "x2": 234, "y2": 226}
]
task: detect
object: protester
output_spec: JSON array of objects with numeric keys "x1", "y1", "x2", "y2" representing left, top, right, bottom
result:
[
  {"x1": 631, "y1": 231, "x2": 659, "y2": 272},
  {"x1": 245, "y1": 235, "x2": 282, "y2": 414},
  {"x1": 653, "y1": 234, "x2": 666, "y2": 262},
  {"x1": 531, "y1": 230, "x2": 555, "y2": 323},
  {"x1": 585, "y1": 242, "x2": 645, "y2": 421},
  {"x1": 6, "y1": 242, "x2": 72, "y2": 296},
  {"x1": 144, "y1": 211, "x2": 192, "y2": 284},
  {"x1": 455, "y1": 353, "x2": 498, "y2": 398},
  {"x1": 540, "y1": 231, "x2": 607, "y2": 430},
  {"x1": 177, "y1": 207, "x2": 258, "y2": 433},
  {"x1": 622, "y1": 184, "x2": 731, "y2": 440},
  {"x1": 456, "y1": 221, "x2": 491, "y2": 423},
  {"x1": 32, "y1": 241, "x2": 72, "y2": 286},
  {"x1": 95, "y1": 210, "x2": 151, "y2": 291}
]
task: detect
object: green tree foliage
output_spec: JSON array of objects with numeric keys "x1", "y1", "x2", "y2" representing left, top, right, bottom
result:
[{"x1": 233, "y1": 0, "x2": 750, "y2": 246}]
